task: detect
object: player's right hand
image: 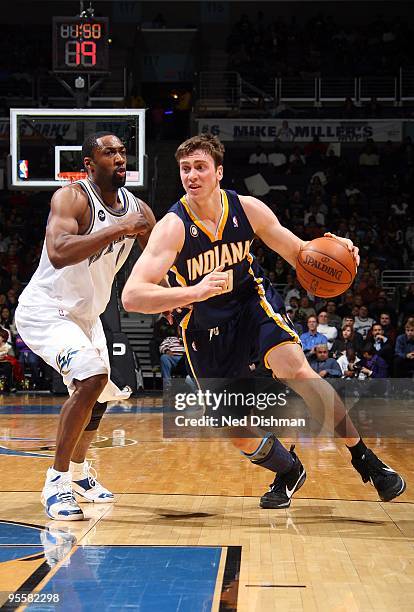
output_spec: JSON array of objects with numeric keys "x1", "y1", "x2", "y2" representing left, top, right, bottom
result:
[
  {"x1": 121, "y1": 212, "x2": 151, "y2": 236},
  {"x1": 193, "y1": 266, "x2": 229, "y2": 302}
]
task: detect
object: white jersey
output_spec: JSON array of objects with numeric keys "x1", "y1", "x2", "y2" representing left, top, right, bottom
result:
[{"x1": 19, "y1": 179, "x2": 139, "y2": 321}]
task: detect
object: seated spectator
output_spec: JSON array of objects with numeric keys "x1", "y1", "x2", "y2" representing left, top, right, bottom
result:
[
  {"x1": 14, "y1": 333, "x2": 41, "y2": 387},
  {"x1": 337, "y1": 347, "x2": 361, "y2": 378},
  {"x1": 359, "y1": 343, "x2": 388, "y2": 379},
  {"x1": 360, "y1": 276, "x2": 380, "y2": 305},
  {"x1": 379, "y1": 312, "x2": 397, "y2": 344},
  {"x1": 394, "y1": 318, "x2": 414, "y2": 378},
  {"x1": 0, "y1": 328, "x2": 23, "y2": 389},
  {"x1": 286, "y1": 307, "x2": 303, "y2": 336},
  {"x1": 369, "y1": 293, "x2": 396, "y2": 323},
  {"x1": 297, "y1": 295, "x2": 316, "y2": 323},
  {"x1": 316, "y1": 310, "x2": 338, "y2": 349},
  {"x1": 359, "y1": 141, "x2": 380, "y2": 167},
  {"x1": 300, "y1": 315, "x2": 328, "y2": 357},
  {"x1": 368, "y1": 323, "x2": 394, "y2": 371},
  {"x1": 284, "y1": 277, "x2": 301, "y2": 310},
  {"x1": 331, "y1": 324, "x2": 363, "y2": 359},
  {"x1": 304, "y1": 204, "x2": 325, "y2": 227},
  {"x1": 249, "y1": 145, "x2": 268, "y2": 165},
  {"x1": 341, "y1": 315, "x2": 356, "y2": 330},
  {"x1": 308, "y1": 344, "x2": 342, "y2": 378},
  {"x1": 287, "y1": 295, "x2": 300, "y2": 315},
  {"x1": 273, "y1": 257, "x2": 288, "y2": 284},
  {"x1": 354, "y1": 305, "x2": 375, "y2": 340},
  {"x1": 159, "y1": 329, "x2": 186, "y2": 388},
  {"x1": 307, "y1": 175, "x2": 326, "y2": 200},
  {"x1": 326, "y1": 300, "x2": 342, "y2": 329},
  {"x1": 288, "y1": 147, "x2": 306, "y2": 174},
  {"x1": 337, "y1": 290, "x2": 355, "y2": 318},
  {"x1": 0, "y1": 306, "x2": 12, "y2": 333},
  {"x1": 268, "y1": 144, "x2": 287, "y2": 172},
  {"x1": 400, "y1": 284, "x2": 414, "y2": 321}
]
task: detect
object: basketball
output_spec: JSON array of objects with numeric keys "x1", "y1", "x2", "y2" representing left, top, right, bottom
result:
[{"x1": 296, "y1": 236, "x2": 357, "y2": 298}]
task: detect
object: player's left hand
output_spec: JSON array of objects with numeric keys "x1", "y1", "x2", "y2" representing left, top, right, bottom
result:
[{"x1": 324, "y1": 232, "x2": 360, "y2": 267}]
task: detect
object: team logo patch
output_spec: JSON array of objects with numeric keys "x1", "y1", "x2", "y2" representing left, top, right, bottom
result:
[
  {"x1": 233, "y1": 215, "x2": 238, "y2": 227},
  {"x1": 190, "y1": 224, "x2": 199, "y2": 237},
  {"x1": 56, "y1": 348, "x2": 79, "y2": 376},
  {"x1": 98, "y1": 210, "x2": 106, "y2": 222}
]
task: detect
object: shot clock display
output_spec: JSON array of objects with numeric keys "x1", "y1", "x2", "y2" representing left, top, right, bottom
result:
[{"x1": 53, "y1": 17, "x2": 109, "y2": 72}]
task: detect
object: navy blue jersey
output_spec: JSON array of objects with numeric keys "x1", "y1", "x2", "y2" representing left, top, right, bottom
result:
[{"x1": 167, "y1": 189, "x2": 284, "y2": 330}]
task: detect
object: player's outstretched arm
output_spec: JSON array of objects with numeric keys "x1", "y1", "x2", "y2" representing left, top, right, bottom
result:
[
  {"x1": 46, "y1": 186, "x2": 150, "y2": 269},
  {"x1": 240, "y1": 195, "x2": 359, "y2": 267},
  {"x1": 122, "y1": 214, "x2": 229, "y2": 313}
]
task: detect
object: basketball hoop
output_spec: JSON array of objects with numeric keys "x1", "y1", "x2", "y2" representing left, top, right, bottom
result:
[{"x1": 58, "y1": 171, "x2": 88, "y2": 183}]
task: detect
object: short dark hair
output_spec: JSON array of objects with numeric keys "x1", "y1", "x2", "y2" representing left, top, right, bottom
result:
[
  {"x1": 81, "y1": 132, "x2": 116, "y2": 160},
  {"x1": 362, "y1": 342, "x2": 374, "y2": 355},
  {"x1": 175, "y1": 133, "x2": 225, "y2": 168}
]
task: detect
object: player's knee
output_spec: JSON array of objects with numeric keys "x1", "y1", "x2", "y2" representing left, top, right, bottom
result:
[
  {"x1": 85, "y1": 401, "x2": 107, "y2": 431},
  {"x1": 271, "y1": 350, "x2": 308, "y2": 381},
  {"x1": 75, "y1": 373, "x2": 108, "y2": 397}
]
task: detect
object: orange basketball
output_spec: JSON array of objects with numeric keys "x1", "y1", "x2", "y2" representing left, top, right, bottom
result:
[{"x1": 296, "y1": 236, "x2": 357, "y2": 298}]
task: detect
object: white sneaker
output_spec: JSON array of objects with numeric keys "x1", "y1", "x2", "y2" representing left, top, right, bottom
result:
[
  {"x1": 72, "y1": 460, "x2": 115, "y2": 503},
  {"x1": 41, "y1": 468, "x2": 84, "y2": 521}
]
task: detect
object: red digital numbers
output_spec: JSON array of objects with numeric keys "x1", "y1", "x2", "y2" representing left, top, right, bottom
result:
[{"x1": 65, "y1": 41, "x2": 97, "y2": 66}]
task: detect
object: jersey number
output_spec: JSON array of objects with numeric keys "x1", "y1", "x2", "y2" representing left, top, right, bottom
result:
[{"x1": 222, "y1": 269, "x2": 234, "y2": 295}]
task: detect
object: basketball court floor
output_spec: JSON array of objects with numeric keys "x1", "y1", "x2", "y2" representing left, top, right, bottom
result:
[{"x1": 0, "y1": 392, "x2": 413, "y2": 611}]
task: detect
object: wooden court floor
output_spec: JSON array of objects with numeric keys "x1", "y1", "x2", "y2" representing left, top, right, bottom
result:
[{"x1": 0, "y1": 393, "x2": 413, "y2": 611}]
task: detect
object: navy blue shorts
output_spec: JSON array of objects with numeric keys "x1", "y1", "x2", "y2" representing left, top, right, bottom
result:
[{"x1": 182, "y1": 282, "x2": 300, "y2": 382}]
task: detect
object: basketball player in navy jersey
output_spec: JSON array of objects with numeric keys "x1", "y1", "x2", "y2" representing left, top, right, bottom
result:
[
  {"x1": 122, "y1": 133, "x2": 405, "y2": 507},
  {"x1": 16, "y1": 133, "x2": 156, "y2": 520}
]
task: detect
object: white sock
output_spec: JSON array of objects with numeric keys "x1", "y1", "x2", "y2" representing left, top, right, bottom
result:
[{"x1": 70, "y1": 460, "x2": 86, "y2": 477}]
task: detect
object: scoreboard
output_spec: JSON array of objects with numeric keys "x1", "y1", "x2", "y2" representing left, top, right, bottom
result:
[{"x1": 53, "y1": 17, "x2": 109, "y2": 72}]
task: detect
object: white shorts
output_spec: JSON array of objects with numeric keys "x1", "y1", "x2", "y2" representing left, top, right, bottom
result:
[{"x1": 15, "y1": 304, "x2": 131, "y2": 403}]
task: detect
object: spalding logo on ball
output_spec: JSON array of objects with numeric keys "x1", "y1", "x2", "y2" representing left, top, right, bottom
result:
[{"x1": 296, "y1": 236, "x2": 357, "y2": 298}]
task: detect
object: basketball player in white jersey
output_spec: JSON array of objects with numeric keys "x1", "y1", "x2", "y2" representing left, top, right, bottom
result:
[{"x1": 15, "y1": 133, "x2": 155, "y2": 520}]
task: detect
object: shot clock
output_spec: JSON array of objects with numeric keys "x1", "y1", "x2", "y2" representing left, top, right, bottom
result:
[{"x1": 53, "y1": 17, "x2": 109, "y2": 72}]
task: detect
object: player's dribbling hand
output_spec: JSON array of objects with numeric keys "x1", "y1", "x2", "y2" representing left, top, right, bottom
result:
[
  {"x1": 193, "y1": 266, "x2": 229, "y2": 302},
  {"x1": 324, "y1": 232, "x2": 360, "y2": 267},
  {"x1": 121, "y1": 212, "x2": 151, "y2": 236}
]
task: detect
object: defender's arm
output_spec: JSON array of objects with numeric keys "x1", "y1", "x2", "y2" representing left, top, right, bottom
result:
[{"x1": 46, "y1": 186, "x2": 149, "y2": 269}]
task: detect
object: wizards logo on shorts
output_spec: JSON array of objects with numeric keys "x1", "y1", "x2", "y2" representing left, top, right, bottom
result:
[{"x1": 56, "y1": 348, "x2": 79, "y2": 375}]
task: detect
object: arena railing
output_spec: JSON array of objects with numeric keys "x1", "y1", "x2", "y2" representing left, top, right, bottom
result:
[
  {"x1": 198, "y1": 68, "x2": 414, "y2": 108},
  {"x1": 197, "y1": 71, "x2": 241, "y2": 111}
]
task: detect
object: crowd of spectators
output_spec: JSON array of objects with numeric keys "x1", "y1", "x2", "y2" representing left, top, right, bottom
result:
[
  {"x1": 227, "y1": 11, "x2": 414, "y2": 87},
  {"x1": 0, "y1": 189, "x2": 48, "y2": 390},
  {"x1": 244, "y1": 133, "x2": 413, "y2": 381}
]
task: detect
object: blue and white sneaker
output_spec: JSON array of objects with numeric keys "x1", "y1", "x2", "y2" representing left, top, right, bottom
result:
[
  {"x1": 41, "y1": 468, "x2": 84, "y2": 521},
  {"x1": 72, "y1": 460, "x2": 115, "y2": 503}
]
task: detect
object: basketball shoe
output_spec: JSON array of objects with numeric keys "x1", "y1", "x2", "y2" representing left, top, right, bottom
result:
[
  {"x1": 71, "y1": 460, "x2": 115, "y2": 503},
  {"x1": 260, "y1": 445, "x2": 306, "y2": 509},
  {"x1": 351, "y1": 448, "x2": 406, "y2": 501},
  {"x1": 41, "y1": 468, "x2": 84, "y2": 521}
]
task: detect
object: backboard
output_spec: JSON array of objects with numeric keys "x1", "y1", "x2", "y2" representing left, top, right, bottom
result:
[{"x1": 9, "y1": 108, "x2": 146, "y2": 189}]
